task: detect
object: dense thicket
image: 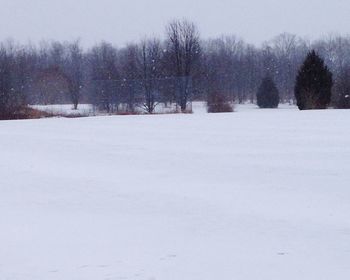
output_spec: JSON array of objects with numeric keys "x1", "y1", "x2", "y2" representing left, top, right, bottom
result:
[
  {"x1": 295, "y1": 51, "x2": 333, "y2": 110},
  {"x1": 257, "y1": 77, "x2": 279, "y2": 108},
  {"x1": 0, "y1": 20, "x2": 349, "y2": 118}
]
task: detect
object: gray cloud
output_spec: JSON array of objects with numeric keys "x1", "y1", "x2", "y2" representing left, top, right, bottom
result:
[{"x1": 0, "y1": 0, "x2": 349, "y2": 47}]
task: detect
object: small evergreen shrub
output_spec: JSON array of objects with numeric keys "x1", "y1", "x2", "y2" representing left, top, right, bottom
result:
[{"x1": 256, "y1": 76, "x2": 280, "y2": 108}]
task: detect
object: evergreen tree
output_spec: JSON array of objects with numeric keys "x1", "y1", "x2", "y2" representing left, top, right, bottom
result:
[
  {"x1": 256, "y1": 76, "x2": 280, "y2": 108},
  {"x1": 294, "y1": 50, "x2": 333, "y2": 110}
]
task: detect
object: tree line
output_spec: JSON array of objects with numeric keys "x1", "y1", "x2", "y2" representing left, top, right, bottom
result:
[{"x1": 0, "y1": 19, "x2": 350, "y2": 119}]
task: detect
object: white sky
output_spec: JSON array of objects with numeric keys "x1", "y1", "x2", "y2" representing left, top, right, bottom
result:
[{"x1": 0, "y1": 0, "x2": 349, "y2": 47}]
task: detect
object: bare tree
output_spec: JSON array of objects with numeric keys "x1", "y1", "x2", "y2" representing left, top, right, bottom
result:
[
  {"x1": 65, "y1": 40, "x2": 83, "y2": 110},
  {"x1": 140, "y1": 38, "x2": 163, "y2": 113},
  {"x1": 166, "y1": 19, "x2": 200, "y2": 111},
  {"x1": 88, "y1": 42, "x2": 119, "y2": 112},
  {"x1": 202, "y1": 36, "x2": 245, "y2": 102},
  {"x1": 267, "y1": 33, "x2": 307, "y2": 102},
  {"x1": 119, "y1": 43, "x2": 141, "y2": 112}
]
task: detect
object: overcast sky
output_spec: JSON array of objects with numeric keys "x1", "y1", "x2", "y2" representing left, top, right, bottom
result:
[{"x1": 0, "y1": 0, "x2": 349, "y2": 47}]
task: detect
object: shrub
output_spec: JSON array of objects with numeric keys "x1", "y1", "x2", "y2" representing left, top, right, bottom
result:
[
  {"x1": 256, "y1": 76, "x2": 280, "y2": 108},
  {"x1": 207, "y1": 93, "x2": 233, "y2": 113},
  {"x1": 0, "y1": 87, "x2": 27, "y2": 120}
]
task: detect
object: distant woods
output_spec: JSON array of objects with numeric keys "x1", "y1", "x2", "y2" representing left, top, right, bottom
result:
[{"x1": 0, "y1": 19, "x2": 350, "y2": 119}]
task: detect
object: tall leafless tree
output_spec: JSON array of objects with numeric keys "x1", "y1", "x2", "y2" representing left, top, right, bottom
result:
[
  {"x1": 140, "y1": 38, "x2": 163, "y2": 113},
  {"x1": 65, "y1": 41, "x2": 84, "y2": 110},
  {"x1": 166, "y1": 19, "x2": 200, "y2": 111}
]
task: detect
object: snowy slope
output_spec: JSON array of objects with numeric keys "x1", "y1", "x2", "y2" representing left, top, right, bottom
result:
[{"x1": 0, "y1": 105, "x2": 350, "y2": 280}]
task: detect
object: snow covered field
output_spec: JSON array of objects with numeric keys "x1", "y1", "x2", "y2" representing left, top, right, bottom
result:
[
  {"x1": 1, "y1": 105, "x2": 350, "y2": 280},
  {"x1": 31, "y1": 104, "x2": 95, "y2": 116},
  {"x1": 30, "y1": 102, "x2": 205, "y2": 116}
]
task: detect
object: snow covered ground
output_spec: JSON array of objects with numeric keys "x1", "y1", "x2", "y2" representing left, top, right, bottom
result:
[
  {"x1": 30, "y1": 102, "x2": 197, "y2": 116},
  {"x1": 31, "y1": 104, "x2": 95, "y2": 116},
  {"x1": 30, "y1": 102, "x2": 296, "y2": 116},
  {"x1": 1, "y1": 105, "x2": 350, "y2": 280}
]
